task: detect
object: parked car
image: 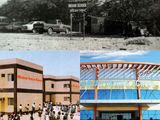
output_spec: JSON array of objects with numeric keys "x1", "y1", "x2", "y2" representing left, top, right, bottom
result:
[
  {"x1": 33, "y1": 23, "x2": 44, "y2": 34},
  {"x1": 3, "y1": 22, "x2": 23, "y2": 32},
  {"x1": 33, "y1": 19, "x2": 71, "y2": 34},
  {"x1": 22, "y1": 21, "x2": 45, "y2": 33},
  {"x1": 0, "y1": 16, "x2": 10, "y2": 31}
]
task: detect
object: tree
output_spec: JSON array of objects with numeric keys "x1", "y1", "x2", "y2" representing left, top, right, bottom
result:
[{"x1": 0, "y1": 0, "x2": 70, "y2": 24}]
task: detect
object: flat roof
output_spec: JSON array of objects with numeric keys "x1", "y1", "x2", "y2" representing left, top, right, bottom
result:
[
  {"x1": 80, "y1": 61, "x2": 160, "y2": 80},
  {"x1": 0, "y1": 58, "x2": 43, "y2": 71},
  {"x1": 44, "y1": 75, "x2": 79, "y2": 81},
  {"x1": 81, "y1": 61, "x2": 160, "y2": 70}
]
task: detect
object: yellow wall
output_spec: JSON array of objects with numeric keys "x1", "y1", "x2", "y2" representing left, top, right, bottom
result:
[{"x1": 0, "y1": 93, "x2": 14, "y2": 113}]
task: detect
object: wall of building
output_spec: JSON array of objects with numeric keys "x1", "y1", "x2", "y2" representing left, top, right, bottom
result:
[
  {"x1": 0, "y1": 93, "x2": 14, "y2": 113},
  {"x1": 71, "y1": 94, "x2": 79, "y2": 104},
  {"x1": 0, "y1": 68, "x2": 14, "y2": 89},
  {"x1": 71, "y1": 81, "x2": 79, "y2": 93},
  {"x1": 17, "y1": 68, "x2": 43, "y2": 90},
  {"x1": 54, "y1": 81, "x2": 70, "y2": 92},
  {"x1": 45, "y1": 81, "x2": 55, "y2": 92},
  {"x1": 54, "y1": 94, "x2": 70, "y2": 105},
  {"x1": 45, "y1": 95, "x2": 51, "y2": 102},
  {"x1": 17, "y1": 93, "x2": 42, "y2": 112}
]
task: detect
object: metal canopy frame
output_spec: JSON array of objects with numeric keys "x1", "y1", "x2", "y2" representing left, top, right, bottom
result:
[{"x1": 80, "y1": 62, "x2": 160, "y2": 120}]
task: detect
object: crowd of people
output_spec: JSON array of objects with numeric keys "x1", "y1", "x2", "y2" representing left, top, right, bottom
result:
[
  {"x1": 0, "y1": 102, "x2": 80, "y2": 120},
  {"x1": 43, "y1": 102, "x2": 80, "y2": 120}
]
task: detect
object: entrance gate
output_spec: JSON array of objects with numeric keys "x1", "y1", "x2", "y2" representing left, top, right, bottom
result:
[{"x1": 99, "y1": 111, "x2": 137, "y2": 120}]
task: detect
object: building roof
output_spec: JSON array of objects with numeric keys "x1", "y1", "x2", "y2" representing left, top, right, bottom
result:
[
  {"x1": 0, "y1": 58, "x2": 43, "y2": 71},
  {"x1": 80, "y1": 61, "x2": 160, "y2": 80},
  {"x1": 44, "y1": 75, "x2": 79, "y2": 81},
  {"x1": 81, "y1": 61, "x2": 160, "y2": 71}
]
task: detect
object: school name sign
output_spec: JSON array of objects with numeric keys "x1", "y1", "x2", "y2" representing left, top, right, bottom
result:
[
  {"x1": 80, "y1": 80, "x2": 160, "y2": 90},
  {"x1": 68, "y1": 0, "x2": 88, "y2": 13}
]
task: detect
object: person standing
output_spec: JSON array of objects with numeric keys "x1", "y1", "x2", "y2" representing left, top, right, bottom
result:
[
  {"x1": 38, "y1": 110, "x2": 42, "y2": 120},
  {"x1": 19, "y1": 104, "x2": 22, "y2": 116},
  {"x1": 38, "y1": 104, "x2": 41, "y2": 111},
  {"x1": 32, "y1": 103, "x2": 36, "y2": 113},
  {"x1": 25, "y1": 104, "x2": 30, "y2": 114},
  {"x1": 30, "y1": 112, "x2": 34, "y2": 120}
]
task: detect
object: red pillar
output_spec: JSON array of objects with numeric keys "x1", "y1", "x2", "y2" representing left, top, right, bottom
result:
[
  {"x1": 136, "y1": 68, "x2": 142, "y2": 120},
  {"x1": 94, "y1": 66, "x2": 99, "y2": 120}
]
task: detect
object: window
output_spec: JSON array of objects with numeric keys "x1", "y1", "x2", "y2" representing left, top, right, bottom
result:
[
  {"x1": 8, "y1": 74, "x2": 14, "y2": 82},
  {"x1": 64, "y1": 84, "x2": 70, "y2": 88},
  {"x1": 8, "y1": 98, "x2": 14, "y2": 106},
  {"x1": 1, "y1": 74, "x2": 5, "y2": 77},
  {"x1": 51, "y1": 84, "x2": 54, "y2": 88},
  {"x1": 64, "y1": 97, "x2": 70, "y2": 101}
]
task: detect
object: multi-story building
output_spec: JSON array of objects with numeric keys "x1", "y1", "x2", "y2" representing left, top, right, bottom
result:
[
  {"x1": 0, "y1": 58, "x2": 43, "y2": 113},
  {"x1": 80, "y1": 61, "x2": 160, "y2": 120},
  {"x1": 0, "y1": 58, "x2": 80, "y2": 114},
  {"x1": 44, "y1": 75, "x2": 80, "y2": 105}
]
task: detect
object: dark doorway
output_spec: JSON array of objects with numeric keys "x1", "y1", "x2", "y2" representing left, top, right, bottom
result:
[
  {"x1": 117, "y1": 115, "x2": 123, "y2": 120},
  {"x1": 98, "y1": 111, "x2": 137, "y2": 120}
]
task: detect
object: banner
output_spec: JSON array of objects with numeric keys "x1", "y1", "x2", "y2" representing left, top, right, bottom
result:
[{"x1": 80, "y1": 80, "x2": 160, "y2": 90}]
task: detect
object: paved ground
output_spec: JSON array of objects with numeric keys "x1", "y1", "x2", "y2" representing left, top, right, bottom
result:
[{"x1": 0, "y1": 33, "x2": 160, "y2": 50}]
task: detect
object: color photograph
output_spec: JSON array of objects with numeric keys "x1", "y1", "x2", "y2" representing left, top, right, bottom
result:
[
  {"x1": 80, "y1": 50, "x2": 160, "y2": 120},
  {"x1": 0, "y1": 51, "x2": 80, "y2": 120}
]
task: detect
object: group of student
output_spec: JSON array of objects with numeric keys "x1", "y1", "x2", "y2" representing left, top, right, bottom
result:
[
  {"x1": 43, "y1": 102, "x2": 80, "y2": 120},
  {"x1": 0, "y1": 102, "x2": 80, "y2": 120}
]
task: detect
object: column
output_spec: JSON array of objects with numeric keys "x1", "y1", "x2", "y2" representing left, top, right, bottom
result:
[
  {"x1": 94, "y1": 66, "x2": 99, "y2": 120},
  {"x1": 136, "y1": 68, "x2": 142, "y2": 120}
]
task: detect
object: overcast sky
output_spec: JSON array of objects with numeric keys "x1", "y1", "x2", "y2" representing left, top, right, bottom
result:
[{"x1": 0, "y1": 0, "x2": 7, "y2": 6}]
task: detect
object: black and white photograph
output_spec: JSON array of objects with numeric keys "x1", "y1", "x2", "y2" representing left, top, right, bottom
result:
[{"x1": 0, "y1": 0, "x2": 160, "y2": 50}]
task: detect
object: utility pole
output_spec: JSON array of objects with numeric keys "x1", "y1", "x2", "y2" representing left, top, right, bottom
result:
[
  {"x1": 83, "y1": 12, "x2": 86, "y2": 40},
  {"x1": 70, "y1": 13, "x2": 73, "y2": 40}
]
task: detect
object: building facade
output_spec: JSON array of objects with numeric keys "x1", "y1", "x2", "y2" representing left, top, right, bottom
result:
[
  {"x1": 80, "y1": 62, "x2": 160, "y2": 120},
  {"x1": 0, "y1": 58, "x2": 80, "y2": 113},
  {"x1": 0, "y1": 58, "x2": 43, "y2": 113},
  {"x1": 44, "y1": 75, "x2": 80, "y2": 105}
]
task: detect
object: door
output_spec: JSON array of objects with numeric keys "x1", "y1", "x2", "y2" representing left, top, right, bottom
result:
[{"x1": 117, "y1": 115, "x2": 123, "y2": 120}]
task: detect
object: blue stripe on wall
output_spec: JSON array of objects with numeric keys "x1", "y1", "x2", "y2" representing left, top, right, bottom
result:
[
  {"x1": 80, "y1": 110, "x2": 94, "y2": 120},
  {"x1": 80, "y1": 90, "x2": 95, "y2": 100},
  {"x1": 98, "y1": 89, "x2": 138, "y2": 100},
  {"x1": 142, "y1": 110, "x2": 160, "y2": 120}
]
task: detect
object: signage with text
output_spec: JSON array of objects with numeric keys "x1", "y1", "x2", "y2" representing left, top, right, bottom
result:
[
  {"x1": 17, "y1": 75, "x2": 42, "y2": 82},
  {"x1": 80, "y1": 80, "x2": 160, "y2": 90},
  {"x1": 68, "y1": 0, "x2": 87, "y2": 13}
]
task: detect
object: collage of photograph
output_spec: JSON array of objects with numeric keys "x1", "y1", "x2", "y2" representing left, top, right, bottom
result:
[{"x1": 0, "y1": 0, "x2": 160, "y2": 120}]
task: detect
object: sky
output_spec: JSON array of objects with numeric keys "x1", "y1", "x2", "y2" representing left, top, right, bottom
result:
[
  {"x1": 0, "y1": 0, "x2": 7, "y2": 6},
  {"x1": 80, "y1": 50, "x2": 160, "y2": 64},
  {"x1": 0, "y1": 51, "x2": 80, "y2": 78}
]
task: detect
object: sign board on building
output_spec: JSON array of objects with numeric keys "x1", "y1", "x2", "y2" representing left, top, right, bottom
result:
[
  {"x1": 80, "y1": 80, "x2": 160, "y2": 90},
  {"x1": 68, "y1": 0, "x2": 88, "y2": 13}
]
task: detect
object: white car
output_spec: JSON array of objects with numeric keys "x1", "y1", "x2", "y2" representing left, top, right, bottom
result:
[{"x1": 22, "y1": 21, "x2": 45, "y2": 33}]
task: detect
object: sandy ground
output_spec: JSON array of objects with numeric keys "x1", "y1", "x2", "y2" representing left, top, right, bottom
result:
[{"x1": 0, "y1": 33, "x2": 160, "y2": 50}]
